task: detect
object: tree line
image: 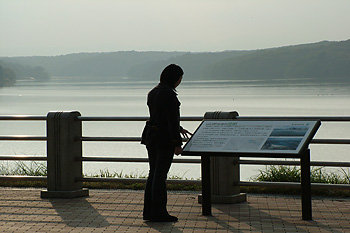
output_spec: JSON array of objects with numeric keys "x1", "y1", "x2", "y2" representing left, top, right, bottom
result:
[
  {"x1": 0, "y1": 61, "x2": 50, "y2": 87},
  {"x1": 127, "y1": 40, "x2": 350, "y2": 83},
  {"x1": 0, "y1": 64, "x2": 16, "y2": 87},
  {"x1": 1, "y1": 39, "x2": 349, "y2": 84}
]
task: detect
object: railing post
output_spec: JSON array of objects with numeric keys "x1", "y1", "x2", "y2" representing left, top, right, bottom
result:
[
  {"x1": 199, "y1": 111, "x2": 246, "y2": 204},
  {"x1": 41, "y1": 111, "x2": 89, "y2": 198}
]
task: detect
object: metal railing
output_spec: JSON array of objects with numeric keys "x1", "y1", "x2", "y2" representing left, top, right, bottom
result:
[
  {"x1": 0, "y1": 112, "x2": 350, "y2": 191},
  {"x1": 0, "y1": 115, "x2": 47, "y2": 182}
]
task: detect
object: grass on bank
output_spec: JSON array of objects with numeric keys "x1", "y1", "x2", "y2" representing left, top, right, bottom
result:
[
  {"x1": 83, "y1": 169, "x2": 201, "y2": 191},
  {"x1": 244, "y1": 165, "x2": 350, "y2": 197},
  {"x1": 0, "y1": 161, "x2": 48, "y2": 188},
  {"x1": 0, "y1": 162, "x2": 200, "y2": 191},
  {"x1": 1, "y1": 162, "x2": 350, "y2": 197}
]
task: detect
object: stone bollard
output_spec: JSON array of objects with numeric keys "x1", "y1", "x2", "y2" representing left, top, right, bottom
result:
[
  {"x1": 41, "y1": 111, "x2": 89, "y2": 198},
  {"x1": 199, "y1": 111, "x2": 246, "y2": 204}
]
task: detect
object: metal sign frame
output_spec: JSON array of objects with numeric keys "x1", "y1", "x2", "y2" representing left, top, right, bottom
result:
[{"x1": 182, "y1": 119, "x2": 321, "y2": 220}]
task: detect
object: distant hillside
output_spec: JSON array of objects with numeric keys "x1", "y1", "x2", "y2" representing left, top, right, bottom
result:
[
  {"x1": 206, "y1": 40, "x2": 350, "y2": 82},
  {"x1": 127, "y1": 50, "x2": 249, "y2": 80},
  {"x1": 1, "y1": 51, "x2": 185, "y2": 81},
  {"x1": 1, "y1": 40, "x2": 349, "y2": 83},
  {"x1": 0, "y1": 64, "x2": 16, "y2": 87},
  {"x1": 129, "y1": 40, "x2": 350, "y2": 82},
  {"x1": 0, "y1": 60, "x2": 50, "y2": 86}
]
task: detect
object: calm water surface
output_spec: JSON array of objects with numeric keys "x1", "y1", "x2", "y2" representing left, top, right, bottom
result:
[{"x1": 1, "y1": 79, "x2": 349, "y2": 180}]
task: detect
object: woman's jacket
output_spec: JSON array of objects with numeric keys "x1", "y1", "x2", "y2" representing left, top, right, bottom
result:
[{"x1": 141, "y1": 83, "x2": 182, "y2": 148}]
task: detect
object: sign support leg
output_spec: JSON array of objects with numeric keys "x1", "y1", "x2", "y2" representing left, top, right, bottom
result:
[
  {"x1": 301, "y1": 149, "x2": 312, "y2": 220},
  {"x1": 201, "y1": 155, "x2": 212, "y2": 216}
]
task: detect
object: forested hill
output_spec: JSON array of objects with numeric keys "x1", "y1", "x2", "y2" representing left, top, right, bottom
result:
[
  {"x1": 0, "y1": 61, "x2": 50, "y2": 87},
  {"x1": 205, "y1": 40, "x2": 350, "y2": 82},
  {"x1": 1, "y1": 51, "x2": 186, "y2": 81},
  {"x1": 128, "y1": 40, "x2": 350, "y2": 82},
  {"x1": 1, "y1": 39, "x2": 349, "y2": 83}
]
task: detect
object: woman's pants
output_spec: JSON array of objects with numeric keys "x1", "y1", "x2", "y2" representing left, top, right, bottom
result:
[{"x1": 144, "y1": 144, "x2": 174, "y2": 218}]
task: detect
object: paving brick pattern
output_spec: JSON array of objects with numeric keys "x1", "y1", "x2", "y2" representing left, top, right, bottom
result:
[{"x1": 0, "y1": 188, "x2": 349, "y2": 232}]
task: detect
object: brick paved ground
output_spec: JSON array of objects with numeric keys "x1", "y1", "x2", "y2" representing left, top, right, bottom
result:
[{"x1": 0, "y1": 188, "x2": 349, "y2": 232}]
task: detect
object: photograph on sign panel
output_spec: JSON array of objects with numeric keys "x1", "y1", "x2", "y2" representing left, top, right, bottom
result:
[
  {"x1": 261, "y1": 137, "x2": 303, "y2": 150},
  {"x1": 269, "y1": 126, "x2": 309, "y2": 137},
  {"x1": 223, "y1": 137, "x2": 266, "y2": 151}
]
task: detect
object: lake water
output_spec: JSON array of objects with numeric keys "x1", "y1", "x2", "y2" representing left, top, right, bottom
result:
[{"x1": 1, "y1": 78, "x2": 350, "y2": 180}]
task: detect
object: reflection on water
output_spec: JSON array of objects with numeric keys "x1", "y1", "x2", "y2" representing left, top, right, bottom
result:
[{"x1": 1, "y1": 80, "x2": 350, "y2": 179}]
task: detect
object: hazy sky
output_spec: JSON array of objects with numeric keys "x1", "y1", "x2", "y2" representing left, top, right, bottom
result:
[{"x1": 1, "y1": 0, "x2": 349, "y2": 57}]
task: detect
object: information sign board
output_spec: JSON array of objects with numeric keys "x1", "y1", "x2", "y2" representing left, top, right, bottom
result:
[{"x1": 183, "y1": 120, "x2": 320, "y2": 155}]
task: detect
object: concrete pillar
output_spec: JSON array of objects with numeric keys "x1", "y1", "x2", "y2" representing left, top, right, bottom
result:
[
  {"x1": 41, "y1": 111, "x2": 89, "y2": 198},
  {"x1": 199, "y1": 111, "x2": 246, "y2": 204}
]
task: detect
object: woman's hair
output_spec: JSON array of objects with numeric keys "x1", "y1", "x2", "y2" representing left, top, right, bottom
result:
[{"x1": 160, "y1": 64, "x2": 184, "y2": 87}]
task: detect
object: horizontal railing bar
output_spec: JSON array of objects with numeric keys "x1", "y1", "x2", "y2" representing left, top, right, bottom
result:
[
  {"x1": 239, "y1": 181, "x2": 350, "y2": 190},
  {"x1": 79, "y1": 177, "x2": 147, "y2": 183},
  {"x1": 239, "y1": 181, "x2": 300, "y2": 188},
  {"x1": 307, "y1": 183, "x2": 350, "y2": 190},
  {"x1": 309, "y1": 161, "x2": 350, "y2": 167},
  {"x1": 239, "y1": 160, "x2": 300, "y2": 166},
  {"x1": 239, "y1": 159, "x2": 350, "y2": 167},
  {"x1": 77, "y1": 116, "x2": 203, "y2": 121},
  {"x1": 0, "y1": 175, "x2": 47, "y2": 182},
  {"x1": 80, "y1": 137, "x2": 189, "y2": 142},
  {"x1": 0, "y1": 156, "x2": 47, "y2": 161},
  {"x1": 80, "y1": 178, "x2": 349, "y2": 189},
  {"x1": 236, "y1": 116, "x2": 350, "y2": 121},
  {"x1": 0, "y1": 115, "x2": 47, "y2": 121},
  {"x1": 79, "y1": 177, "x2": 201, "y2": 185},
  {"x1": 1, "y1": 115, "x2": 350, "y2": 122},
  {"x1": 81, "y1": 157, "x2": 201, "y2": 163},
  {"x1": 0, "y1": 135, "x2": 347, "y2": 145},
  {"x1": 1, "y1": 154, "x2": 347, "y2": 167},
  {"x1": 0, "y1": 136, "x2": 47, "y2": 141},
  {"x1": 78, "y1": 116, "x2": 148, "y2": 121},
  {"x1": 76, "y1": 116, "x2": 350, "y2": 122},
  {"x1": 0, "y1": 174, "x2": 347, "y2": 189},
  {"x1": 80, "y1": 137, "x2": 140, "y2": 142},
  {"x1": 80, "y1": 136, "x2": 349, "y2": 145},
  {"x1": 80, "y1": 157, "x2": 350, "y2": 167},
  {"x1": 311, "y1": 139, "x2": 350, "y2": 144}
]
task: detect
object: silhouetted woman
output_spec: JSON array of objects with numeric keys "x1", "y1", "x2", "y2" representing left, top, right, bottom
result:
[{"x1": 141, "y1": 64, "x2": 191, "y2": 222}]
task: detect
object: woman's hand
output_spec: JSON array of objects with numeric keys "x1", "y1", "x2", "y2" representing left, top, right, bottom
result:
[
  {"x1": 180, "y1": 128, "x2": 193, "y2": 138},
  {"x1": 175, "y1": 129, "x2": 192, "y2": 155},
  {"x1": 174, "y1": 146, "x2": 183, "y2": 155}
]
